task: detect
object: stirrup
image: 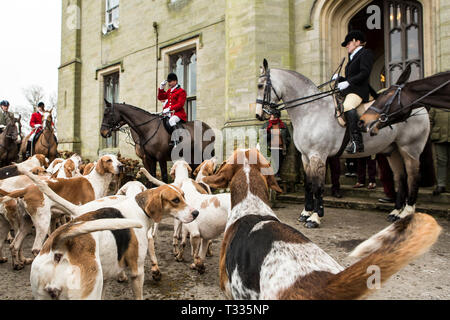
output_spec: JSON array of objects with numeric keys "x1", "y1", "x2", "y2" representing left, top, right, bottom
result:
[{"x1": 346, "y1": 141, "x2": 357, "y2": 154}]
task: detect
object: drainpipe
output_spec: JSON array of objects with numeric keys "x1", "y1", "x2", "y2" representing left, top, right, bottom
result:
[{"x1": 153, "y1": 22, "x2": 159, "y2": 112}]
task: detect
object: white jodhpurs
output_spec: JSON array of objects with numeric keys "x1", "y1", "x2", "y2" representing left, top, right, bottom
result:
[{"x1": 169, "y1": 115, "x2": 181, "y2": 127}]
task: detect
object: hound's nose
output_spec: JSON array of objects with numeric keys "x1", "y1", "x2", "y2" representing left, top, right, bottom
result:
[
  {"x1": 192, "y1": 210, "x2": 199, "y2": 219},
  {"x1": 45, "y1": 287, "x2": 61, "y2": 300}
]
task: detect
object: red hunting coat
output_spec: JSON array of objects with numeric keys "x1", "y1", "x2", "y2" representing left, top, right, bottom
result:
[
  {"x1": 30, "y1": 112, "x2": 43, "y2": 134},
  {"x1": 158, "y1": 85, "x2": 188, "y2": 122}
]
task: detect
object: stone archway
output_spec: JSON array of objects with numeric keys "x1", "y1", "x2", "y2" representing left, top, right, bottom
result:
[{"x1": 313, "y1": 0, "x2": 438, "y2": 83}]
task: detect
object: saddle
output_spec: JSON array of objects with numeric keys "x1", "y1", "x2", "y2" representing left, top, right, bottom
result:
[
  {"x1": 162, "y1": 116, "x2": 186, "y2": 135},
  {"x1": 334, "y1": 96, "x2": 375, "y2": 128}
]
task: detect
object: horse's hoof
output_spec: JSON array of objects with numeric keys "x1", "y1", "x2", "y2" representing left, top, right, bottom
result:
[
  {"x1": 0, "y1": 257, "x2": 8, "y2": 263},
  {"x1": 386, "y1": 214, "x2": 397, "y2": 222},
  {"x1": 23, "y1": 258, "x2": 34, "y2": 265},
  {"x1": 305, "y1": 221, "x2": 319, "y2": 229},
  {"x1": 151, "y1": 270, "x2": 162, "y2": 282},
  {"x1": 298, "y1": 215, "x2": 309, "y2": 223}
]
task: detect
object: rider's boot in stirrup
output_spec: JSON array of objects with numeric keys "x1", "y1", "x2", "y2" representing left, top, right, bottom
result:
[
  {"x1": 344, "y1": 109, "x2": 364, "y2": 154},
  {"x1": 25, "y1": 141, "x2": 32, "y2": 158},
  {"x1": 169, "y1": 124, "x2": 182, "y2": 148}
]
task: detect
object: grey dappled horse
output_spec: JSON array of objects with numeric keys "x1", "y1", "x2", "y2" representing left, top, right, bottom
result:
[{"x1": 256, "y1": 59, "x2": 430, "y2": 228}]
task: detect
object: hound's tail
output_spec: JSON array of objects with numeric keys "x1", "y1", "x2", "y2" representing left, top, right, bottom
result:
[
  {"x1": 321, "y1": 213, "x2": 441, "y2": 299},
  {"x1": 137, "y1": 168, "x2": 166, "y2": 186},
  {"x1": 18, "y1": 168, "x2": 81, "y2": 216},
  {"x1": 47, "y1": 216, "x2": 142, "y2": 251}
]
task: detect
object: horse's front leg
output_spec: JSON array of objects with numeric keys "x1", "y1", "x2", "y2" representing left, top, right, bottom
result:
[
  {"x1": 143, "y1": 156, "x2": 158, "y2": 187},
  {"x1": 397, "y1": 149, "x2": 421, "y2": 219},
  {"x1": 159, "y1": 160, "x2": 168, "y2": 183},
  {"x1": 386, "y1": 150, "x2": 408, "y2": 222},
  {"x1": 305, "y1": 156, "x2": 326, "y2": 229},
  {"x1": 298, "y1": 158, "x2": 314, "y2": 223}
]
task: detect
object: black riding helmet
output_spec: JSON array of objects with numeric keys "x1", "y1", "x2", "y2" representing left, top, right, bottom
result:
[
  {"x1": 341, "y1": 30, "x2": 366, "y2": 47},
  {"x1": 0, "y1": 100, "x2": 10, "y2": 107},
  {"x1": 167, "y1": 73, "x2": 178, "y2": 82}
]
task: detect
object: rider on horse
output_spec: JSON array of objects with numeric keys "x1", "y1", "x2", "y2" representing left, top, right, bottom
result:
[
  {"x1": 0, "y1": 100, "x2": 14, "y2": 133},
  {"x1": 26, "y1": 102, "x2": 54, "y2": 158},
  {"x1": 334, "y1": 30, "x2": 374, "y2": 154},
  {"x1": 158, "y1": 72, "x2": 187, "y2": 147}
]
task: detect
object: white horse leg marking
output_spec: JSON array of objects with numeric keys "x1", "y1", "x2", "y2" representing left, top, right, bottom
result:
[{"x1": 398, "y1": 204, "x2": 415, "y2": 219}]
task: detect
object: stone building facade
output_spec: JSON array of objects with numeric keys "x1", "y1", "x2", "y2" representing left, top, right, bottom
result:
[{"x1": 58, "y1": 0, "x2": 449, "y2": 164}]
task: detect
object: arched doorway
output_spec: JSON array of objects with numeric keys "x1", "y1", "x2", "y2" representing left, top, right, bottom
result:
[
  {"x1": 348, "y1": 0, "x2": 424, "y2": 90},
  {"x1": 318, "y1": 0, "x2": 433, "y2": 87}
]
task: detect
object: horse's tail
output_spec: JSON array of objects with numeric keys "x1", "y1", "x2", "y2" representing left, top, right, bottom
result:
[{"x1": 419, "y1": 138, "x2": 436, "y2": 187}]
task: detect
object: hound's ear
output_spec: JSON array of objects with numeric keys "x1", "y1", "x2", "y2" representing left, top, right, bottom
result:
[
  {"x1": 396, "y1": 64, "x2": 411, "y2": 85},
  {"x1": 96, "y1": 158, "x2": 106, "y2": 175},
  {"x1": 64, "y1": 160, "x2": 75, "y2": 178},
  {"x1": 186, "y1": 163, "x2": 193, "y2": 177},
  {"x1": 264, "y1": 173, "x2": 283, "y2": 193},
  {"x1": 104, "y1": 99, "x2": 111, "y2": 107},
  {"x1": 170, "y1": 163, "x2": 177, "y2": 180},
  {"x1": 202, "y1": 164, "x2": 234, "y2": 189},
  {"x1": 135, "y1": 189, "x2": 163, "y2": 223}
]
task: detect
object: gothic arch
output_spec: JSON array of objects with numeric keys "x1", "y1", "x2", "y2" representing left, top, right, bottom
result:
[{"x1": 313, "y1": 0, "x2": 438, "y2": 82}]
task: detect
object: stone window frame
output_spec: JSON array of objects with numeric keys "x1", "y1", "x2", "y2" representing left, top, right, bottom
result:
[
  {"x1": 160, "y1": 37, "x2": 200, "y2": 121},
  {"x1": 104, "y1": 0, "x2": 120, "y2": 33},
  {"x1": 97, "y1": 64, "x2": 121, "y2": 151}
]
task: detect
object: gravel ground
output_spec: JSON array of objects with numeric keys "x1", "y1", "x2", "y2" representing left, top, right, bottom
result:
[{"x1": 0, "y1": 204, "x2": 448, "y2": 300}]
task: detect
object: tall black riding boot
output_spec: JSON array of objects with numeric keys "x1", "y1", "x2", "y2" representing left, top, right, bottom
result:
[
  {"x1": 25, "y1": 141, "x2": 32, "y2": 158},
  {"x1": 344, "y1": 109, "x2": 364, "y2": 154},
  {"x1": 169, "y1": 123, "x2": 183, "y2": 148}
]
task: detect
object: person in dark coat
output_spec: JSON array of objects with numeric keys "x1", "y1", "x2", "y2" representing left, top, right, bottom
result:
[{"x1": 334, "y1": 30, "x2": 374, "y2": 154}]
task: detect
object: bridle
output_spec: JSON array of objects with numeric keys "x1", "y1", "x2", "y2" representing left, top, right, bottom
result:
[
  {"x1": 256, "y1": 69, "x2": 283, "y2": 115},
  {"x1": 103, "y1": 103, "x2": 165, "y2": 148},
  {"x1": 256, "y1": 62, "x2": 343, "y2": 115},
  {"x1": 368, "y1": 84, "x2": 405, "y2": 124},
  {"x1": 368, "y1": 78, "x2": 450, "y2": 126}
]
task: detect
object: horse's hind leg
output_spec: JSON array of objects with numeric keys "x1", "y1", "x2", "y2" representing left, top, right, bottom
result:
[
  {"x1": 305, "y1": 156, "x2": 326, "y2": 229},
  {"x1": 298, "y1": 157, "x2": 313, "y2": 222},
  {"x1": 397, "y1": 149, "x2": 421, "y2": 219},
  {"x1": 386, "y1": 149, "x2": 408, "y2": 221}
]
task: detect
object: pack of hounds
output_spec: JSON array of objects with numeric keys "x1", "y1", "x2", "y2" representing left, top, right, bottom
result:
[{"x1": 0, "y1": 149, "x2": 442, "y2": 300}]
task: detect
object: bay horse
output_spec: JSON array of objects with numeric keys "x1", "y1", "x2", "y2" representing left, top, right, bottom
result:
[
  {"x1": 0, "y1": 115, "x2": 21, "y2": 167},
  {"x1": 21, "y1": 110, "x2": 58, "y2": 163},
  {"x1": 255, "y1": 59, "x2": 433, "y2": 228},
  {"x1": 359, "y1": 67, "x2": 450, "y2": 136},
  {"x1": 100, "y1": 101, "x2": 215, "y2": 183}
]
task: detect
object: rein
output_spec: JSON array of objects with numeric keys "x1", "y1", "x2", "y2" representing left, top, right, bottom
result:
[
  {"x1": 257, "y1": 59, "x2": 344, "y2": 114},
  {"x1": 106, "y1": 104, "x2": 164, "y2": 148},
  {"x1": 369, "y1": 79, "x2": 450, "y2": 125}
]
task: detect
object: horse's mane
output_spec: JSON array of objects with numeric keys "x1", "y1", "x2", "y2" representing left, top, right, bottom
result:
[
  {"x1": 114, "y1": 103, "x2": 158, "y2": 117},
  {"x1": 273, "y1": 68, "x2": 320, "y2": 91},
  {"x1": 405, "y1": 70, "x2": 450, "y2": 107}
]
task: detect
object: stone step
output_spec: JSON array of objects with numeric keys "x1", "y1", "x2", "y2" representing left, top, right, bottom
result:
[
  {"x1": 276, "y1": 193, "x2": 450, "y2": 219},
  {"x1": 323, "y1": 184, "x2": 450, "y2": 205}
]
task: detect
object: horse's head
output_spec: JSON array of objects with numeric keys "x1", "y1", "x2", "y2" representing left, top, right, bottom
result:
[
  {"x1": 100, "y1": 100, "x2": 123, "y2": 138},
  {"x1": 42, "y1": 109, "x2": 54, "y2": 130},
  {"x1": 256, "y1": 59, "x2": 283, "y2": 121},
  {"x1": 359, "y1": 65, "x2": 412, "y2": 136},
  {"x1": 3, "y1": 115, "x2": 19, "y2": 141}
]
